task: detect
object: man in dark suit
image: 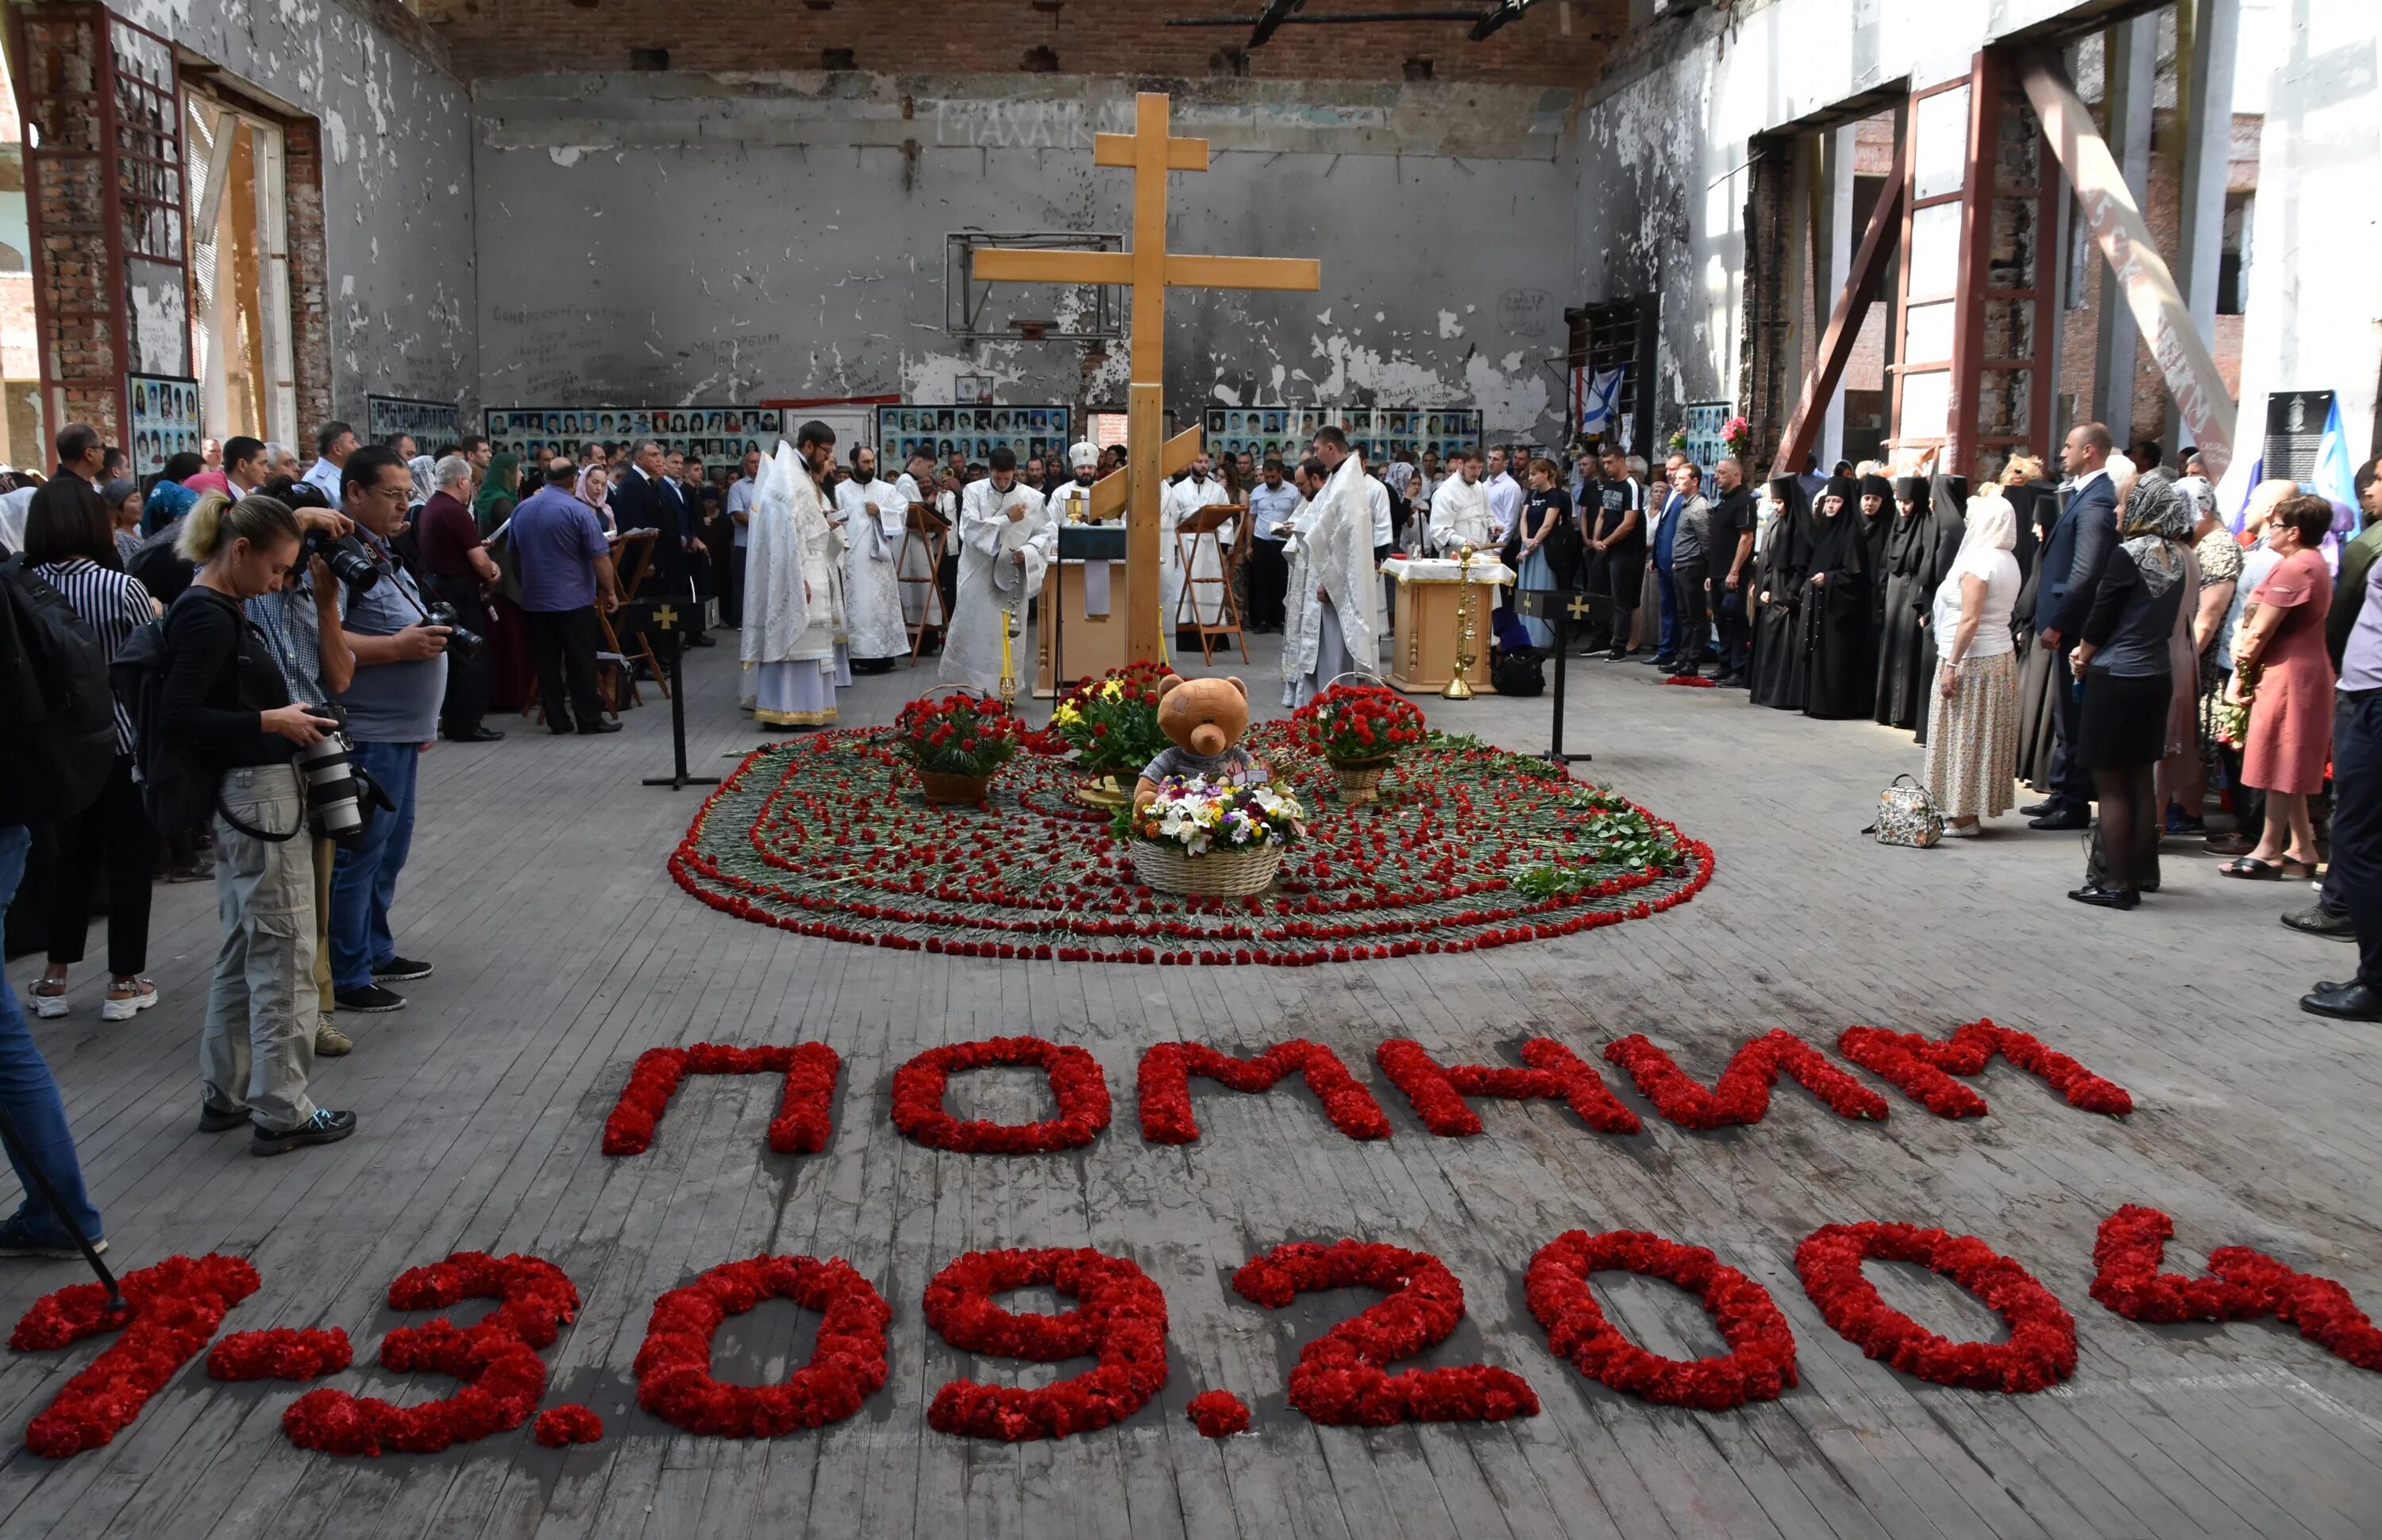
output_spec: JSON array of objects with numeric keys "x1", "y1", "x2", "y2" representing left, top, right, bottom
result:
[
  {"x1": 611, "y1": 437, "x2": 703, "y2": 666},
  {"x1": 660, "y1": 450, "x2": 712, "y2": 647},
  {"x1": 23, "y1": 423, "x2": 111, "y2": 555},
  {"x1": 2024, "y1": 422, "x2": 2120, "y2": 830}
]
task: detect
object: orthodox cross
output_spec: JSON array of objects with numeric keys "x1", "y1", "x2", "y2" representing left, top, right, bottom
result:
[{"x1": 972, "y1": 91, "x2": 1321, "y2": 664}]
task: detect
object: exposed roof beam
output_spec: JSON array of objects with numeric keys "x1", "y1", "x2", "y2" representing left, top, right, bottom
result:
[
  {"x1": 1469, "y1": 0, "x2": 1543, "y2": 41},
  {"x1": 1249, "y1": 0, "x2": 1308, "y2": 48}
]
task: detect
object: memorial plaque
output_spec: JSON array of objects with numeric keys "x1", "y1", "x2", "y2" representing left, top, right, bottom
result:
[{"x1": 2262, "y1": 390, "x2": 2332, "y2": 484}]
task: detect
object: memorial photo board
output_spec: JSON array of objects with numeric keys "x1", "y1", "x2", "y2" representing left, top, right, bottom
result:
[
  {"x1": 126, "y1": 372, "x2": 202, "y2": 477},
  {"x1": 1681, "y1": 400, "x2": 1733, "y2": 472},
  {"x1": 878, "y1": 404, "x2": 1074, "y2": 469},
  {"x1": 483, "y1": 406, "x2": 787, "y2": 467},
  {"x1": 368, "y1": 395, "x2": 463, "y2": 449},
  {"x1": 1201, "y1": 406, "x2": 1485, "y2": 466}
]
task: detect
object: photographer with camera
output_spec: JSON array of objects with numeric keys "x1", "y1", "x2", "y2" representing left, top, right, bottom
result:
[
  {"x1": 163, "y1": 494, "x2": 357, "y2": 1154},
  {"x1": 327, "y1": 446, "x2": 450, "y2": 1016},
  {"x1": 240, "y1": 480, "x2": 360, "y2": 1057}
]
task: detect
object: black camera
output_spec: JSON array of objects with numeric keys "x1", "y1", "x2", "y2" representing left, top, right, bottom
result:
[
  {"x1": 426, "y1": 601, "x2": 486, "y2": 660},
  {"x1": 296, "y1": 528, "x2": 381, "y2": 606}
]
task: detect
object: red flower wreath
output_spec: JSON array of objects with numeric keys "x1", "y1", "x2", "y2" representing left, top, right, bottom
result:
[
  {"x1": 1835, "y1": 1018, "x2": 2132, "y2": 1119},
  {"x1": 2090, "y1": 1204, "x2": 2382, "y2": 1371},
  {"x1": 603, "y1": 1041, "x2": 842, "y2": 1156},
  {"x1": 10, "y1": 1252, "x2": 261, "y2": 1458},
  {"x1": 892, "y1": 1036, "x2": 1112, "y2": 1153},
  {"x1": 1231, "y1": 1240, "x2": 1539, "y2": 1425},
  {"x1": 207, "y1": 1326, "x2": 353, "y2": 1381},
  {"x1": 534, "y1": 1404, "x2": 605, "y2": 1446},
  {"x1": 1601, "y1": 1030, "x2": 1887, "y2": 1129},
  {"x1": 634, "y1": 1255, "x2": 892, "y2": 1435},
  {"x1": 1524, "y1": 1230, "x2": 1798, "y2": 1410},
  {"x1": 1186, "y1": 1388, "x2": 1251, "y2": 1437},
  {"x1": 1376, "y1": 1038, "x2": 1640, "y2": 1137},
  {"x1": 282, "y1": 1251, "x2": 580, "y2": 1457},
  {"x1": 1795, "y1": 1222, "x2": 2076, "y2": 1392},
  {"x1": 923, "y1": 1247, "x2": 1170, "y2": 1440},
  {"x1": 1138, "y1": 1039, "x2": 1391, "y2": 1143}
]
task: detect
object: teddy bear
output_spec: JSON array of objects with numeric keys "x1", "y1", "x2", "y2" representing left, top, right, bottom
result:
[{"x1": 1132, "y1": 674, "x2": 1271, "y2": 812}]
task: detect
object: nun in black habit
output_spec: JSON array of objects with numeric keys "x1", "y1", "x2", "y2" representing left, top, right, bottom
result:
[
  {"x1": 1748, "y1": 475, "x2": 1810, "y2": 710},
  {"x1": 1858, "y1": 472, "x2": 1895, "y2": 658},
  {"x1": 1909, "y1": 474, "x2": 1968, "y2": 746},
  {"x1": 1795, "y1": 474, "x2": 1875, "y2": 719},
  {"x1": 1872, "y1": 475, "x2": 1933, "y2": 728}
]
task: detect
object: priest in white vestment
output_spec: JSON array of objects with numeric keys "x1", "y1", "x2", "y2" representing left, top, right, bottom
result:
[
  {"x1": 940, "y1": 445, "x2": 1054, "y2": 697},
  {"x1": 1162, "y1": 455, "x2": 1233, "y2": 641},
  {"x1": 740, "y1": 425, "x2": 846, "y2": 726},
  {"x1": 892, "y1": 449, "x2": 947, "y2": 635},
  {"x1": 1047, "y1": 441, "x2": 1101, "y2": 524},
  {"x1": 835, "y1": 445, "x2": 908, "y2": 672},
  {"x1": 1282, "y1": 429, "x2": 1385, "y2": 709},
  {"x1": 1426, "y1": 451, "x2": 1497, "y2": 553}
]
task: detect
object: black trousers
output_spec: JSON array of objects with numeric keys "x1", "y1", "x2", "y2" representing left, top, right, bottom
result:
[
  {"x1": 1671, "y1": 561, "x2": 1712, "y2": 668},
  {"x1": 2045, "y1": 633, "x2": 2093, "y2": 810},
  {"x1": 527, "y1": 606, "x2": 605, "y2": 731},
  {"x1": 1250, "y1": 537, "x2": 1289, "y2": 628},
  {"x1": 2332, "y1": 688, "x2": 2380, "y2": 988},
  {"x1": 725, "y1": 545, "x2": 746, "y2": 626},
  {"x1": 427, "y1": 576, "x2": 490, "y2": 737},
  {"x1": 46, "y1": 753, "x2": 152, "y2": 975},
  {"x1": 1714, "y1": 580, "x2": 1751, "y2": 677}
]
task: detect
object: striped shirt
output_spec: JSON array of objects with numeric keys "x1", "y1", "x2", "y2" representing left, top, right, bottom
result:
[{"x1": 33, "y1": 558, "x2": 153, "y2": 754}]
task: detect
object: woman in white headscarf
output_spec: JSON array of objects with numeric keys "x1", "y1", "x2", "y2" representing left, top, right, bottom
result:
[{"x1": 1921, "y1": 494, "x2": 2023, "y2": 835}]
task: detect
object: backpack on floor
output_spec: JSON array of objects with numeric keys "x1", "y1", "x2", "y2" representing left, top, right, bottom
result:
[
  {"x1": 0, "y1": 555, "x2": 115, "y2": 824},
  {"x1": 1863, "y1": 773, "x2": 1943, "y2": 849},
  {"x1": 1491, "y1": 646, "x2": 1546, "y2": 698}
]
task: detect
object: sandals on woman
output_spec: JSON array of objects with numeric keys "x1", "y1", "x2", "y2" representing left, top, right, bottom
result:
[
  {"x1": 101, "y1": 979, "x2": 160, "y2": 1023},
  {"x1": 2221, "y1": 856, "x2": 2319, "y2": 881}
]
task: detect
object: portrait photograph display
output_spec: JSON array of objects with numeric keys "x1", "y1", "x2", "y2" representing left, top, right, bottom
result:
[
  {"x1": 1200, "y1": 405, "x2": 1483, "y2": 465},
  {"x1": 481, "y1": 406, "x2": 788, "y2": 468},
  {"x1": 876, "y1": 403, "x2": 1074, "y2": 471},
  {"x1": 126, "y1": 371, "x2": 202, "y2": 477},
  {"x1": 366, "y1": 394, "x2": 463, "y2": 449}
]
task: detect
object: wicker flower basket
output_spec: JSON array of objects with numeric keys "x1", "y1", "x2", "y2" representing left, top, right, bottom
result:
[
  {"x1": 918, "y1": 770, "x2": 992, "y2": 807},
  {"x1": 1131, "y1": 839, "x2": 1284, "y2": 897},
  {"x1": 1332, "y1": 757, "x2": 1395, "y2": 806}
]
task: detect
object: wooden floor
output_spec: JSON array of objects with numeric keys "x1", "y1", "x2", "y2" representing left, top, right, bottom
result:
[{"x1": 4, "y1": 628, "x2": 2379, "y2": 1540}]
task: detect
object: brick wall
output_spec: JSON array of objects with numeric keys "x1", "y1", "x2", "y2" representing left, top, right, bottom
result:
[
  {"x1": 280, "y1": 117, "x2": 333, "y2": 440},
  {"x1": 421, "y1": 0, "x2": 1625, "y2": 85},
  {"x1": 15, "y1": 8, "x2": 118, "y2": 441}
]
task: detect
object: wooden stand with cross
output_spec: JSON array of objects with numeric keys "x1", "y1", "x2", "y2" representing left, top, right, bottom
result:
[
  {"x1": 1520, "y1": 587, "x2": 1596, "y2": 767},
  {"x1": 971, "y1": 93, "x2": 1320, "y2": 664},
  {"x1": 628, "y1": 596, "x2": 720, "y2": 791}
]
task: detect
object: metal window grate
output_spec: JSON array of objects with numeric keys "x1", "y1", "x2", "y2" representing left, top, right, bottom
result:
[{"x1": 946, "y1": 231, "x2": 1124, "y2": 342}]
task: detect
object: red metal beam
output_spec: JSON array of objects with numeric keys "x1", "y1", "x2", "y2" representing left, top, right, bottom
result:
[{"x1": 1769, "y1": 130, "x2": 1910, "y2": 482}]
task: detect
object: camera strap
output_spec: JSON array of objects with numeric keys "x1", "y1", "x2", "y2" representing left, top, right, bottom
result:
[{"x1": 216, "y1": 779, "x2": 308, "y2": 844}]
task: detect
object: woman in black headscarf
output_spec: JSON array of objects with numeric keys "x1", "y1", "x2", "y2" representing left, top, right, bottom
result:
[
  {"x1": 1748, "y1": 475, "x2": 1810, "y2": 710},
  {"x1": 1910, "y1": 474, "x2": 1968, "y2": 746},
  {"x1": 1872, "y1": 475, "x2": 1932, "y2": 728},
  {"x1": 1857, "y1": 472, "x2": 1894, "y2": 677},
  {"x1": 1796, "y1": 474, "x2": 1874, "y2": 718}
]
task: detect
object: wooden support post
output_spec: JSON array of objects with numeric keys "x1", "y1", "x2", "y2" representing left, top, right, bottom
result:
[{"x1": 1770, "y1": 135, "x2": 1910, "y2": 482}]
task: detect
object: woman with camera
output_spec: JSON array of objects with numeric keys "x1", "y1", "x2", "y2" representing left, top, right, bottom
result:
[{"x1": 164, "y1": 492, "x2": 358, "y2": 1155}]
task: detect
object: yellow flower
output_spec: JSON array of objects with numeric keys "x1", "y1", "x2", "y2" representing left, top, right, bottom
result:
[{"x1": 1053, "y1": 703, "x2": 1081, "y2": 726}]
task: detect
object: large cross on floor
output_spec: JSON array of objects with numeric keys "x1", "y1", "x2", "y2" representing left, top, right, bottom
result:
[{"x1": 971, "y1": 91, "x2": 1321, "y2": 664}]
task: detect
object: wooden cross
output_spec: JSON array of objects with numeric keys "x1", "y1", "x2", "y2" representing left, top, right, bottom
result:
[{"x1": 971, "y1": 92, "x2": 1321, "y2": 663}]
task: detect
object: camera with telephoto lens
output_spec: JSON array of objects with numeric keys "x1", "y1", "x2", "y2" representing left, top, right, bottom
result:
[
  {"x1": 290, "y1": 700, "x2": 393, "y2": 847},
  {"x1": 295, "y1": 527, "x2": 381, "y2": 606},
  {"x1": 424, "y1": 601, "x2": 485, "y2": 660}
]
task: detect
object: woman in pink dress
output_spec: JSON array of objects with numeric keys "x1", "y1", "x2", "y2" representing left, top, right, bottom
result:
[{"x1": 2222, "y1": 494, "x2": 2337, "y2": 880}]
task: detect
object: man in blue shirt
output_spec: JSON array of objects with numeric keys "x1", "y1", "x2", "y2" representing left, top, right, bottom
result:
[
  {"x1": 513, "y1": 457, "x2": 622, "y2": 738},
  {"x1": 329, "y1": 445, "x2": 451, "y2": 1015},
  {"x1": 1648, "y1": 451, "x2": 1688, "y2": 668},
  {"x1": 1245, "y1": 456, "x2": 1302, "y2": 633}
]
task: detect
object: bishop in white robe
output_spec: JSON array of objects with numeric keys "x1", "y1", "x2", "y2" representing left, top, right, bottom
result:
[
  {"x1": 1282, "y1": 448, "x2": 1386, "y2": 709},
  {"x1": 835, "y1": 448, "x2": 909, "y2": 671},
  {"x1": 940, "y1": 450, "x2": 1054, "y2": 698},
  {"x1": 741, "y1": 433, "x2": 846, "y2": 727}
]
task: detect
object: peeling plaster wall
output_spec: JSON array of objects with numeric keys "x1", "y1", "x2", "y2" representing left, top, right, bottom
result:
[
  {"x1": 113, "y1": 0, "x2": 477, "y2": 420},
  {"x1": 1573, "y1": 0, "x2": 2187, "y2": 438},
  {"x1": 472, "y1": 74, "x2": 1578, "y2": 444}
]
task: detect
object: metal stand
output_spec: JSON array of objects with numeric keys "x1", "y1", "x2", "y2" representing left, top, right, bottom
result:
[
  {"x1": 1527, "y1": 590, "x2": 1594, "y2": 768},
  {"x1": 634, "y1": 590, "x2": 720, "y2": 791},
  {"x1": 0, "y1": 1103, "x2": 121, "y2": 1306}
]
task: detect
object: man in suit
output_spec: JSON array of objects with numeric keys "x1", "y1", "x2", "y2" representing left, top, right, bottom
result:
[
  {"x1": 612, "y1": 437, "x2": 704, "y2": 666},
  {"x1": 2025, "y1": 422, "x2": 2120, "y2": 830}
]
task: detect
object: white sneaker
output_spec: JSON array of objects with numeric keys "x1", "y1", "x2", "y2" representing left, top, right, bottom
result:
[
  {"x1": 1942, "y1": 822, "x2": 1982, "y2": 839},
  {"x1": 31, "y1": 988, "x2": 67, "y2": 1019},
  {"x1": 100, "y1": 981, "x2": 159, "y2": 1022}
]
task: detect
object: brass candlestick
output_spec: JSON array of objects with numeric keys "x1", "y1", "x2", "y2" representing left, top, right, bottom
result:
[{"x1": 1443, "y1": 543, "x2": 1478, "y2": 700}]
